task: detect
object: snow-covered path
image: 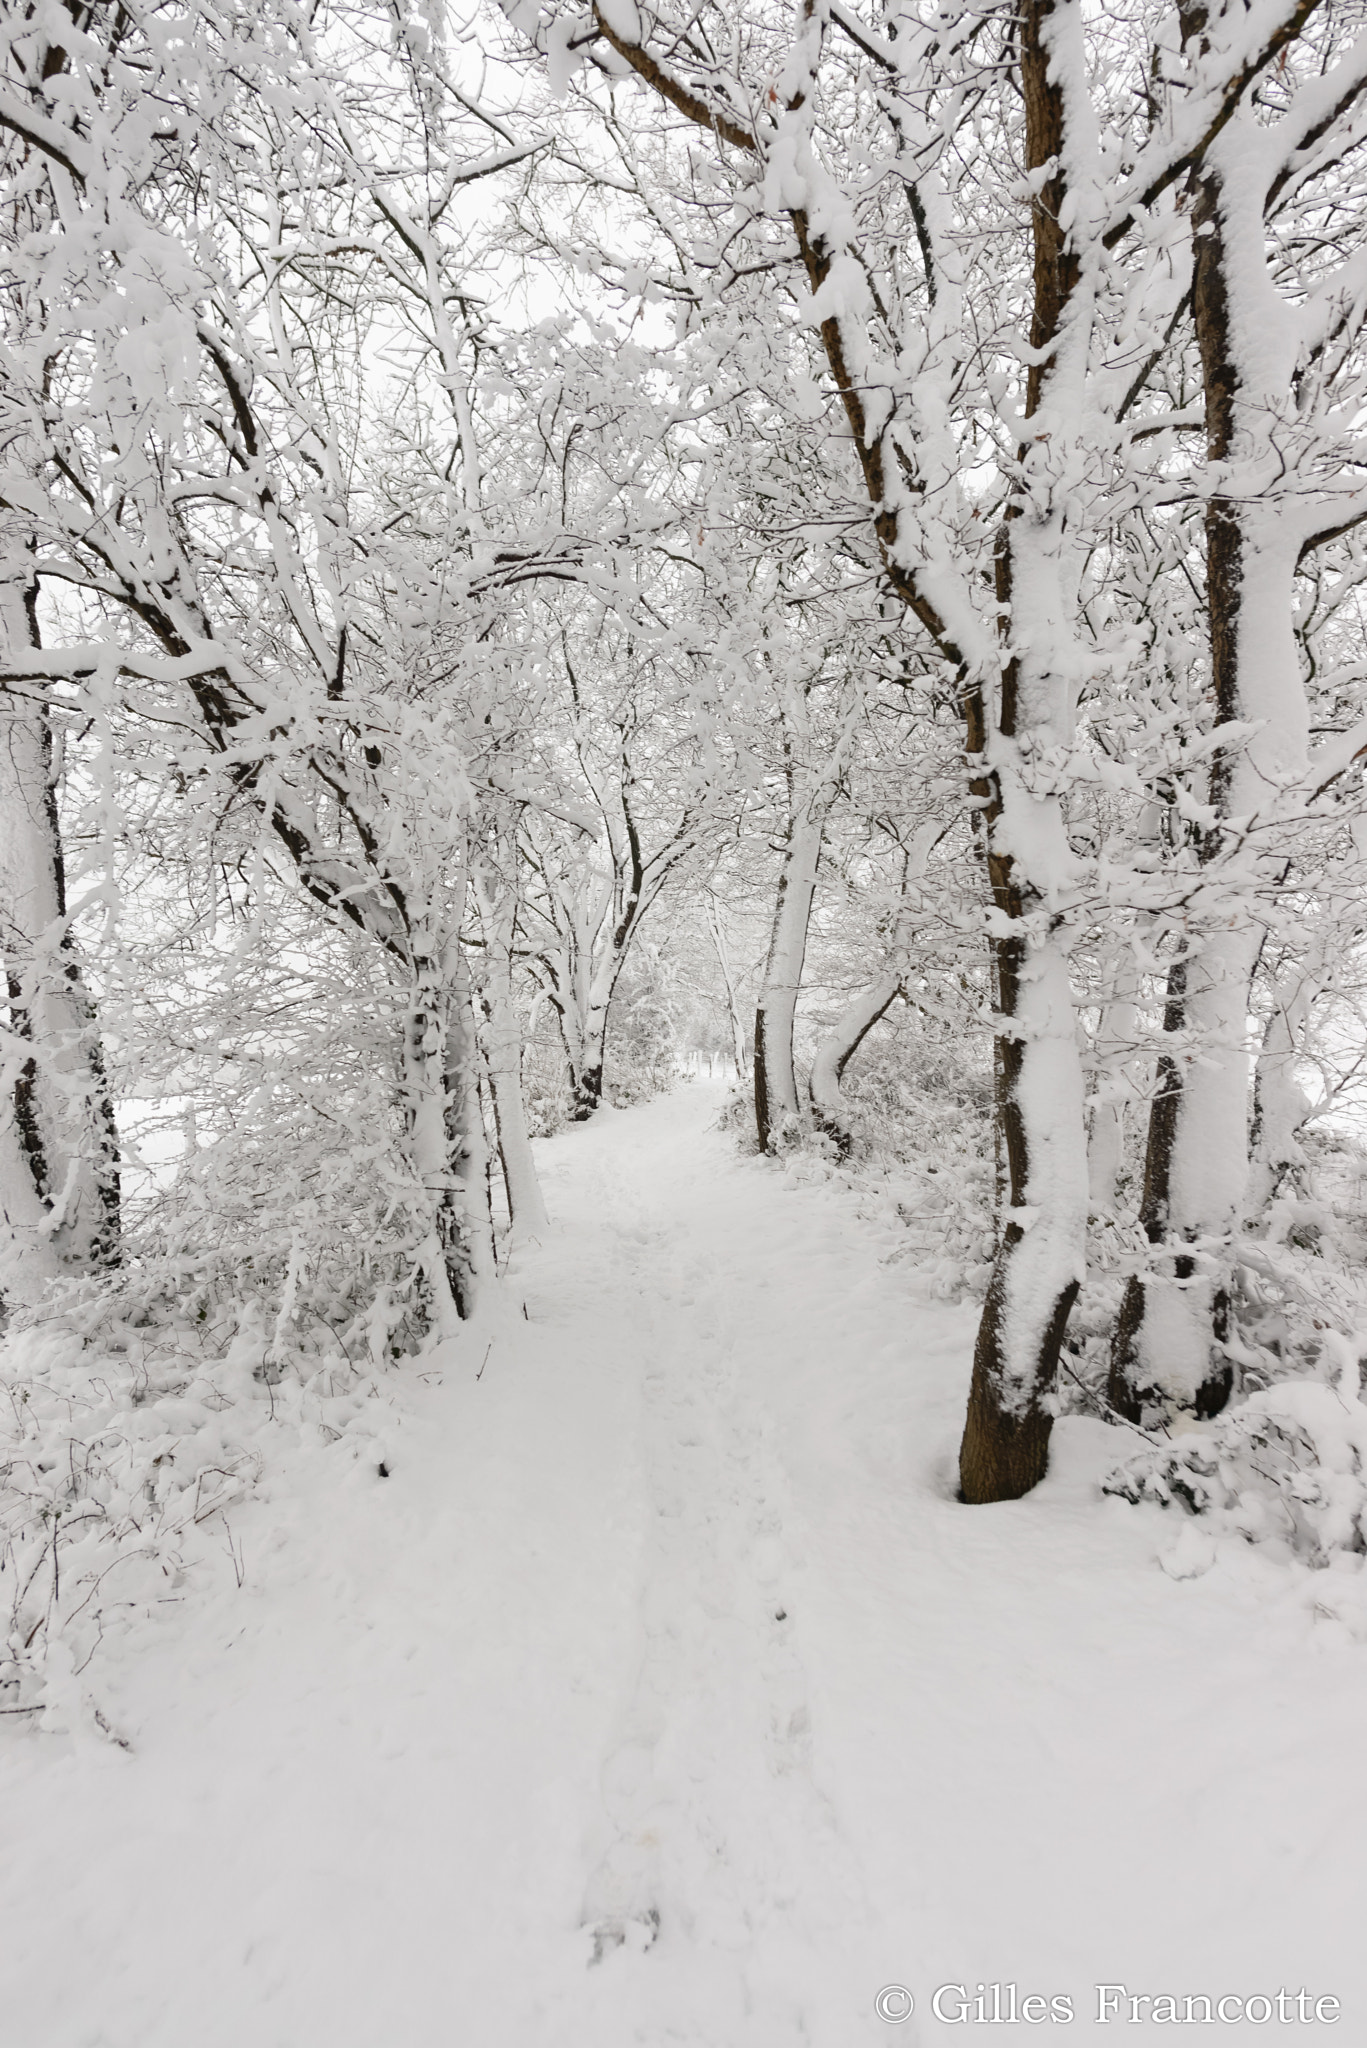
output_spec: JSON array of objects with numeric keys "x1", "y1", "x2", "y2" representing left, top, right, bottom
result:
[{"x1": 3, "y1": 1086, "x2": 1363, "y2": 2045}]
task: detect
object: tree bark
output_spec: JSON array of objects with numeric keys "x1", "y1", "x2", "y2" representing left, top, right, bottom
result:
[
  {"x1": 808, "y1": 974, "x2": 901, "y2": 1155},
  {"x1": 530, "y1": 781, "x2": 683, "y2": 1124},
  {"x1": 445, "y1": 945, "x2": 497, "y2": 1310},
  {"x1": 482, "y1": 959, "x2": 550, "y2": 1238},
  {"x1": 473, "y1": 848, "x2": 550, "y2": 1238},
  {"x1": 754, "y1": 795, "x2": 828, "y2": 1152},
  {"x1": 1109, "y1": 121, "x2": 1309, "y2": 1423},
  {"x1": 957, "y1": 0, "x2": 1091, "y2": 1503},
  {"x1": 403, "y1": 924, "x2": 496, "y2": 1334},
  {"x1": 1247, "y1": 971, "x2": 1314, "y2": 1213},
  {"x1": 705, "y1": 895, "x2": 749, "y2": 1079},
  {"x1": 568, "y1": 1009, "x2": 609, "y2": 1122},
  {"x1": 549, "y1": 959, "x2": 609, "y2": 1121},
  {"x1": 1087, "y1": 933, "x2": 1146, "y2": 1214},
  {"x1": 479, "y1": 917, "x2": 549, "y2": 1228},
  {"x1": 0, "y1": 542, "x2": 120, "y2": 1303}
]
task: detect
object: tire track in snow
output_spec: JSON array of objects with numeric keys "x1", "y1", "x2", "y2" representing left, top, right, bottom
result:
[{"x1": 570, "y1": 1120, "x2": 873, "y2": 2034}]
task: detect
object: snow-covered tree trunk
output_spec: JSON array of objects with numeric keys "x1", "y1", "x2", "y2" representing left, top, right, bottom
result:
[
  {"x1": 754, "y1": 795, "x2": 828, "y2": 1153},
  {"x1": 445, "y1": 944, "x2": 497, "y2": 1308},
  {"x1": 404, "y1": 973, "x2": 465, "y2": 1338},
  {"x1": 528, "y1": 764, "x2": 702, "y2": 1122},
  {"x1": 808, "y1": 974, "x2": 901, "y2": 1156},
  {"x1": 704, "y1": 896, "x2": 748, "y2": 1079},
  {"x1": 0, "y1": 544, "x2": 119, "y2": 1299},
  {"x1": 1110, "y1": 116, "x2": 1311, "y2": 1424},
  {"x1": 475, "y1": 861, "x2": 549, "y2": 1239},
  {"x1": 403, "y1": 911, "x2": 496, "y2": 1334},
  {"x1": 957, "y1": 0, "x2": 1093, "y2": 1503},
  {"x1": 569, "y1": 980, "x2": 612, "y2": 1123},
  {"x1": 1087, "y1": 1042, "x2": 1134, "y2": 1219},
  {"x1": 483, "y1": 969, "x2": 548, "y2": 1237},
  {"x1": 536, "y1": 903, "x2": 615, "y2": 1122},
  {"x1": 1247, "y1": 971, "x2": 1315, "y2": 1212},
  {"x1": 1087, "y1": 937, "x2": 1145, "y2": 1215}
]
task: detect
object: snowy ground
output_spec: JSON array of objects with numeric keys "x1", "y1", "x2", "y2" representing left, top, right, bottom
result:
[{"x1": 2, "y1": 1084, "x2": 1362, "y2": 2045}]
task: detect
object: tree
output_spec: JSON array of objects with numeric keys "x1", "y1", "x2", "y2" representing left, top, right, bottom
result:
[
  {"x1": 0, "y1": 539, "x2": 119, "y2": 1299},
  {"x1": 0, "y1": 0, "x2": 548, "y2": 1325},
  {"x1": 502, "y1": 0, "x2": 1367, "y2": 1497},
  {"x1": 1110, "y1": 0, "x2": 1367, "y2": 1423}
]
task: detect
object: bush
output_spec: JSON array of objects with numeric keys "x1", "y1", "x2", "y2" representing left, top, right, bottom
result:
[
  {"x1": 0, "y1": 1287, "x2": 400, "y2": 1735},
  {"x1": 1103, "y1": 1339, "x2": 1367, "y2": 1569}
]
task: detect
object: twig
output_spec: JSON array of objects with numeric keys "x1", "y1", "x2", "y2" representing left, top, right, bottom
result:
[
  {"x1": 92, "y1": 1706, "x2": 132, "y2": 1751},
  {"x1": 1056, "y1": 1355, "x2": 1171, "y2": 1445},
  {"x1": 220, "y1": 1519, "x2": 245, "y2": 1588}
]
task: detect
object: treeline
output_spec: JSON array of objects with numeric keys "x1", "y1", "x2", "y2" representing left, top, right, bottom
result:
[{"x1": 3, "y1": 0, "x2": 1367, "y2": 1503}]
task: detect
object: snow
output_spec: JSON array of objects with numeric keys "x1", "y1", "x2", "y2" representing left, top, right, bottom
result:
[
  {"x1": 1109, "y1": 1361, "x2": 1367, "y2": 1572},
  {"x1": 3, "y1": 1084, "x2": 1364, "y2": 2043}
]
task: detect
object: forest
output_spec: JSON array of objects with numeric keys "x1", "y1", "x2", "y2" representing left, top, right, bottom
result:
[{"x1": 3, "y1": 0, "x2": 1367, "y2": 2035}]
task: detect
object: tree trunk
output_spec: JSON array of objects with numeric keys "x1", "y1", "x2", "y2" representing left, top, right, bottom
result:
[
  {"x1": 0, "y1": 543, "x2": 119, "y2": 1303},
  {"x1": 1109, "y1": 138, "x2": 1308, "y2": 1424},
  {"x1": 0, "y1": 1096, "x2": 62, "y2": 1312},
  {"x1": 480, "y1": 930, "x2": 549, "y2": 1238},
  {"x1": 543, "y1": 898, "x2": 614, "y2": 1122},
  {"x1": 561, "y1": 994, "x2": 610, "y2": 1121},
  {"x1": 1247, "y1": 972, "x2": 1314, "y2": 1212},
  {"x1": 705, "y1": 896, "x2": 748, "y2": 1078},
  {"x1": 957, "y1": 0, "x2": 1091, "y2": 1503},
  {"x1": 572, "y1": 1030, "x2": 608, "y2": 1121},
  {"x1": 808, "y1": 975, "x2": 901, "y2": 1155},
  {"x1": 1087, "y1": 1084, "x2": 1127, "y2": 1219},
  {"x1": 472, "y1": 843, "x2": 549, "y2": 1236},
  {"x1": 445, "y1": 946, "x2": 496, "y2": 1309},
  {"x1": 404, "y1": 937, "x2": 495, "y2": 1335},
  {"x1": 754, "y1": 797, "x2": 827, "y2": 1152},
  {"x1": 1086, "y1": 940, "x2": 1143, "y2": 1214},
  {"x1": 959, "y1": 917, "x2": 1088, "y2": 1502}
]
